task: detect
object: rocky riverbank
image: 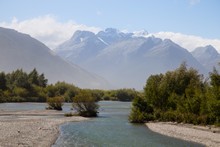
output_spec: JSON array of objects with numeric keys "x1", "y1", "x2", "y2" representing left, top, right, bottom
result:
[
  {"x1": 146, "y1": 122, "x2": 220, "y2": 147},
  {"x1": 0, "y1": 110, "x2": 88, "y2": 147}
]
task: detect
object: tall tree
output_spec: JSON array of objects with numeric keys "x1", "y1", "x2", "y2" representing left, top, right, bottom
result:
[
  {"x1": 38, "y1": 73, "x2": 48, "y2": 87},
  {"x1": 0, "y1": 72, "x2": 7, "y2": 90},
  {"x1": 28, "y1": 68, "x2": 39, "y2": 86}
]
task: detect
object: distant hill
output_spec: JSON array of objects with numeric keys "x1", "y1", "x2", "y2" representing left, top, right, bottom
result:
[
  {"x1": 55, "y1": 28, "x2": 208, "y2": 89},
  {"x1": 0, "y1": 27, "x2": 111, "y2": 89},
  {"x1": 191, "y1": 45, "x2": 220, "y2": 72}
]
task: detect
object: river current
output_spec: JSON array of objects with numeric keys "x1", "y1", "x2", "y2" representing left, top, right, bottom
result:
[
  {"x1": 53, "y1": 101, "x2": 203, "y2": 147},
  {"x1": 0, "y1": 102, "x2": 203, "y2": 147}
]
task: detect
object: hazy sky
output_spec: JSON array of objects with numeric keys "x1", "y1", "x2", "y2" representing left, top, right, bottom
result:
[{"x1": 0, "y1": 0, "x2": 220, "y2": 51}]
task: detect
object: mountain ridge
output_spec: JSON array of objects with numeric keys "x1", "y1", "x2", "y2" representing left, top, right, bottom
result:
[
  {"x1": 0, "y1": 27, "x2": 111, "y2": 89},
  {"x1": 55, "y1": 28, "x2": 209, "y2": 89},
  {"x1": 191, "y1": 45, "x2": 220, "y2": 71}
]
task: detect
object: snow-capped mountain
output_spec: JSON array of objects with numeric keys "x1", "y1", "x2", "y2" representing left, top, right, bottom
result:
[
  {"x1": 55, "y1": 28, "x2": 208, "y2": 89},
  {"x1": 96, "y1": 28, "x2": 133, "y2": 45},
  {"x1": 54, "y1": 30, "x2": 107, "y2": 65},
  {"x1": 0, "y1": 27, "x2": 111, "y2": 89},
  {"x1": 191, "y1": 45, "x2": 220, "y2": 71}
]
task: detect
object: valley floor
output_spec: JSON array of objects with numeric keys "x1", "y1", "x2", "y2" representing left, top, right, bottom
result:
[
  {"x1": 146, "y1": 122, "x2": 220, "y2": 147},
  {"x1": 1, "y1": 110, "x2": 220, "y2": 147},
  {"x1": 0, "y1": 110, "x2": 88, "y2": 147}
]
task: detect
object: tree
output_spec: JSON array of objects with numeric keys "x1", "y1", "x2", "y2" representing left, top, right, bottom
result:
[
  {"x1": 210, "y1": 67, "x2": 220, "y2": 88},
  {"x1": 207, "y1": 67, "x2": 220, "y2": 124},
  {"x1": 0, "y1": 90, "x2": 5, "y2": 103},
  {"x1": 28, "y1": 69, "x2": 47, "y2": 87},
  {"x1": 129, "y1": 95, "x2": 154, "y2": 123},
  {"x1": 73, "y1": 90, "x2": 99, "y2": 117},
  {"x1": 7, "y1": 69, "x2": 31, "y2": 89},
  {"x1": 38, "y1": 73, "x2": 48, "y2": 87},
  {"x1": 0, "y1": 72, "x2": 7, "y2": 90},
  {"x1": 130, "y1": 63, "x2": 210, "y2": 124},
  {"x1": 144, "y1": 74, "x2": 164, "y2": 110},
  {"x1": 115, "y1": 89, "x2": 137, "y2": 101},
  {"x1": 28, "y1": 68, "x2": 39, "y2": 86}
]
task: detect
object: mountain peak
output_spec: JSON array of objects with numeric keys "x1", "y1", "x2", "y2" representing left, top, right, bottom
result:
[
  {"x1": 97, "y1": 28, "x2": 132, "y2": 45},
  {"x1": 0, "y1": 27, "x2": 110, "y2": 89},
  {"x1": 97, "y1": 28, "x2": 120, "y2": 37},
  {"x1": 204, "y1": 45, "x2": 219, "y2": 54},
  {"x1": 191, "y1": 45, "x2": 220, "y2": 71},
  {"x1": 71, "y1": 30, "x2": 95, "y2": 41},
  {"x1": 192, "y1": 45, "x2": 219, "y2": 57},
  {"x1": 133, "y1": 30, "x2": 148, "y2": 37},
  {"x1": 162, "y1": 39, "x2": 182, "y2": 49},
  {"x1": 104, "y1": 28, "x2": 119, "y2": 34}
]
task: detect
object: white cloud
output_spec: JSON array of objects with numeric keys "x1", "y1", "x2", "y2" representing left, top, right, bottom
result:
[
  {"x1": 0, "y1": 15, "x2": 101, "y2": 49},
  {"x1": 152, "y1": 32, "x2": 220, "y2": 53},
  {"x1": 1, "y1": 15, "x2": 219, "y2": 54}
]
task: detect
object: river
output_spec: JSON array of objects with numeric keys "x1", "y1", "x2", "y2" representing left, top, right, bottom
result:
[
  {"x1": 0, "y1": 102, "x2": 203, "y2": 146},
  {"x1": 53, "y1": 101, "x2": 203, "y2": 147}
]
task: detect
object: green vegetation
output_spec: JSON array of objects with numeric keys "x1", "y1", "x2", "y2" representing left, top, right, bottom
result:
[
  {"x1": 64, "y1": 112, "x2": 78, "y2": 117},
  {"x1": 101, "y1": 88, "x2": 138, "y2": 101},
  {"x1": 46, "y1": 96, "x2": 64, "y2": 110},
  {"x1": 0, "y1": 69, "x2": 139, "y2": 103},
  {"x1": 129, "y1": 63, "x2": 220, "y2": 126},
  {"x1": 0, "y1": 68, "x2": 139, "y2": 116},
  {"x1": 73, "y1": 90, "x2": 99, "y2": 117},
  {"x1": 0, "y1": 69, "x2": 47, "y2": 102}
]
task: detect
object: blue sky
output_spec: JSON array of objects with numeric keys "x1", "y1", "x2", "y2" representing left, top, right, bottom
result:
[{"x1": 0, "y1": 0, "x2": 220, "y2": 51}]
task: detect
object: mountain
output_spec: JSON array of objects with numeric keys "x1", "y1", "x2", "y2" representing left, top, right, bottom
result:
[
  {"x1": 55, "y1": 28, "x2": 208, "y2": 89},
  {"x1": 54, "y1": 30, "x2": 108, "y2": 65},
  {"x1": 191, "y1": 45, "x2": 220, "y2": 71},
  {"x1": 54, "y1": 28, "x2": 133, "y2": 65},
  {"x1": 0, "y1": 27, "x2": 111, "y2": 89}
]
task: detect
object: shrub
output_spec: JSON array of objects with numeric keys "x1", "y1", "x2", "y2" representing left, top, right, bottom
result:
[
  {"x1": 73, "y1": 90, "x2": 99, "y2": 117},
  {"x1": 161, "y1": 111, "x2": 175, "y2": 121},
  {"x1": 129, "y1": 108, "x2": 146, "y2": 123},
  {"x1": 129, "y1": 96, "x2": 154, "y2": 123},
  {"x1": 47, "y1": 96, "x2": 64, "y2": 111},
  {"x1": 64, "y1": 112, "x2": 78, "y2": 117}
]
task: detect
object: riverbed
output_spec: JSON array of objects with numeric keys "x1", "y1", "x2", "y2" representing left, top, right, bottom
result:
[
  {"x1": 53, "y1": 101, "x2": 203, "y2": 147},
  {"x1": 0, "y1": 102, "x2": 205, "y2": 146}
]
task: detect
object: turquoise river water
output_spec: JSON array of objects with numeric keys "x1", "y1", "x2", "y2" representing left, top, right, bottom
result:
[
  {"x1": 53, "y1": 101, "x2": 203, "y2": 147},
  {"x1": 0, "y1": 102, "x2": 204, "y2": 147}
]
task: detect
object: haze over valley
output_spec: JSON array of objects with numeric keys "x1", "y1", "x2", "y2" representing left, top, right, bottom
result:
[
  {"x1": 0, "y1": 1, "x2": 220, "y2": 147},
  {"x1": 55, "y1": 28, "x2": 217, "y2": 89},
  {"x1": 0, "y1": 27, "x2": 219, "y2": 89},
  {"x1": 0, "y1": 27, "x2": 110, "y2": 89}
]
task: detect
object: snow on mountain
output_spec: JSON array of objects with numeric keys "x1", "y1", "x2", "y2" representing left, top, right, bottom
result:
[
  {"x1": 55, "y1": 28, "x2": 208, "y2": 89},
  {"x1": 132, "y1": 30, "x2": 149, "y2": 37},
  {"x1": 0, "y1": 27, "x2": 111, "y2": 89},
  {"x1": 191, "y1": 45, "x2": 220, "y2": 71},
  {"x1": 96, "y1": 28, "x2": 133, "y2": 45},
  {"x1": 55, "y1": 30, "x2": 107, "y2": 65}
]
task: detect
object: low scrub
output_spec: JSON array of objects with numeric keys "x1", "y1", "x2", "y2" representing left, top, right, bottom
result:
[
  {"x1": 46, "y1": 96, "x2": 64, "y2": 111},
  {"x1": 73, "y1": 90, "x2": 99, "y2": 117}
]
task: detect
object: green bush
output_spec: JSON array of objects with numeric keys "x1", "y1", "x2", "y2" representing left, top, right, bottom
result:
[
  {"x1": 47, "y1": 96, "x2": 64, "y2": 111},
  {"x1": 161, "y1": 111, "x2": 177, "y2": 122},
  {"x1": 129, "y1": 108, "x2": 147, "y2": 123},
  {"x1": 73, "y1": 90, "x2": 99, "y2": 117},
  {"x1": 64, "y1": 112, "x2": 78, "y2": 117},
  {"x1": 129, "y1": 96, "x2": 154, "y2": 123}
]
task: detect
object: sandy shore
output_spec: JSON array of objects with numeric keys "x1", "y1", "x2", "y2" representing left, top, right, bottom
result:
[
  {"x1": 0, "y1": 110, "x2": 88, "y2": 147},
  {"x1": 146, "y1": 122, "x2": 220, "y2": 147}
]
